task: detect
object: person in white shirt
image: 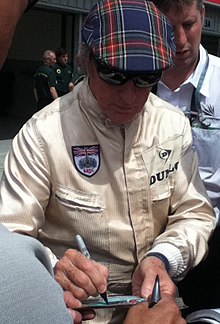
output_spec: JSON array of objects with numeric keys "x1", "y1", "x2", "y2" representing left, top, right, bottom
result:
[
  {"x1": 152, "y1": 0, "x2": 220, "y2": 223},
  {"x1": 152, "y1": 0, "x2": 220, "y2": 319}
]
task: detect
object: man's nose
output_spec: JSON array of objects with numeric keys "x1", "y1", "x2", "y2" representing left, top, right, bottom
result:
[
  {"x1": 174, "y1": 27, "x2": 187, "y2": 47},
  {"x1": 119, "y1": 81, "x2": 137, "y2": 103}
]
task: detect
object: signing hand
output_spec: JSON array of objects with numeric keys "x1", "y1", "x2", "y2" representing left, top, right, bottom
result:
[{"x1": 54, "y1": 249, "x2": 108, "y2": 302}]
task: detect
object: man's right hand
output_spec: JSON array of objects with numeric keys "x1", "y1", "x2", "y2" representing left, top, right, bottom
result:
[
  {"x1": 54, "y1": 249, "x2": 109, "y2": 302},
  {"x1": 123, "y1": 294, "x2": 186, "y2": 324}
]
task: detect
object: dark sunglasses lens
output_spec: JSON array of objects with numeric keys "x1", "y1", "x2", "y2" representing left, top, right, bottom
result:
[
  {"x1": 95, "y1": 59, "x2": 126, "y2": 85},
  {"x1": 99, "y1": 71, "x2": 126, "y2": 85},
  {"x1": 95, "y1": 58, "x2": 161, "y2": 87},
  {"x1": 134, "y1": 73, "x2": 162, "y2": 88}
]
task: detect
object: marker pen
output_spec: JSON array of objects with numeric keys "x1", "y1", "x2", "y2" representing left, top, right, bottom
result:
[
  {"x1": 148, "y1": 275, "x2": 161, "y2": 308},
  {"x1": 76, "y1": 234, "x2": 108, "y2": 304}
]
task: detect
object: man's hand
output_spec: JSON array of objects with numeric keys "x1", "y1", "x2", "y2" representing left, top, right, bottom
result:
[
  {"x1": 64, "y1": 291, "x2": 96, "y2": 323},
  {"x1": 0, "y1": 0, "x2": 28, "y2": 68},
  {"x1": 123, "y1": 294, "x2": 186, "y2": 324},
  {"x1": 132, "y1": 256, "x2": 175, "y2": 298},
  {"x1": 54, "y1": 249, "x2": 109, "y2": 302}
]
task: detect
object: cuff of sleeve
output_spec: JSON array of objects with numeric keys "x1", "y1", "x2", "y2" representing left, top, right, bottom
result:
[
  {"x1": 146, "y1": 252, "x2": 170, "y2": 272},
  {"x1": 145, "y1": 243, "x2": 185, "y2": 278}
]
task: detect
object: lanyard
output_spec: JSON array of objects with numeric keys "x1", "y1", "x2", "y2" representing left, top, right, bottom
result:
[
  {"x1": 152, "y1": 51, "x2": 210, "y2": 121},
  {"x1": 190, "y1": 51, "x2": 209, "y2": 115}
]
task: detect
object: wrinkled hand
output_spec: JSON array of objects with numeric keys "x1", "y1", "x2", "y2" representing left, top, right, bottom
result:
[
  {"x1": 132, "y1": 256, "x2": 175, "y2": 298},
  {"x1": 64, "y1": 291, "x2": 96, "y2": 323},
  {"x1": 123, "y1": 294, "x2": 186, "y2": 324},
  {"x1": 54, "y1": 249, "x2": 109, "y2": 303}
]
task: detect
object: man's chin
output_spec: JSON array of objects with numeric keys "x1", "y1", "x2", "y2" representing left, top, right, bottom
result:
[{"x1": 110, "y1": 112, "x2": 141, "y2": 125}]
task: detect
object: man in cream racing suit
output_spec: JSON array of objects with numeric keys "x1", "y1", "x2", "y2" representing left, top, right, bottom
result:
[{"x1": 0, "y1": 1, "x2": 215, "y2": 323}]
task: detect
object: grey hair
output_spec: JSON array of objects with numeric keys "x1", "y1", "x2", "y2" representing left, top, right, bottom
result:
[{"x1": 42, "y1": 50, "x2": 55, "y2": 63}]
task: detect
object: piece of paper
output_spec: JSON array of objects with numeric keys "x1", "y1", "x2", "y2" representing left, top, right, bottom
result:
[
  {"x1": 75, "y1": 295, "x2": 147, "y2": 310},
  {"x1": 75, "y1": 295, "x2": 188, "y2": 310}
]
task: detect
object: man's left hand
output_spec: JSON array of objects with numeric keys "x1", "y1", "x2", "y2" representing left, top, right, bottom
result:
[{"x1": 132, "y1": 256, "x2": 175, "y2": 298}]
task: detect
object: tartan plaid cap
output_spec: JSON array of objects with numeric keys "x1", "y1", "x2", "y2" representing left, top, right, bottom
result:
[{"x1": 81, "y1": 0, "x2": 175, "y2": 73}]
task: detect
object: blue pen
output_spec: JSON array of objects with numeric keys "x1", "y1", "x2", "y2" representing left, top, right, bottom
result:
[{"x1": 75, "y1": 235, "x2": 108, "y2": 304}]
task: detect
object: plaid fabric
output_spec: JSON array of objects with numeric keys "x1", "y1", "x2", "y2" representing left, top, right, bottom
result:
[{"x1": 82, "y1": 0, "x2": 175, "y2": 73}]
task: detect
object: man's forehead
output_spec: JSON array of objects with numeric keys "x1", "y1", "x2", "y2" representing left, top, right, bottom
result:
[
  {"x1": 165, "y1": 1, "x2": 202, "y2": 22},
  {"x1": 163, "y1": 0, "x2": 199, "y2": 15}
]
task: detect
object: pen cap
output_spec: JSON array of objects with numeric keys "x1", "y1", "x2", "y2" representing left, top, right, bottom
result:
[{"x1": 75, "y1": 234, "x2": 92, "y2": 259}]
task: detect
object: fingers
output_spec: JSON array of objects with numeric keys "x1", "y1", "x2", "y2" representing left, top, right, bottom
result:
[
  {"x1": 79, "y1": 309, "x2": 96, "y2": 321},
  {"x1": 68, "y1": 308, "x2": 96, "y2": 324},
  {"x1": 95, "y1": 262, "x2": 109, "y2": 284},
  {"x1": 142, "y1": 257, "x2": 175, "y2": 297},
  {"x1": 55, "y1": 251, "x2": 90, "y2": 300},
  {"x1": 142, "y1": 271, "x2": 175, "y2": 299},
  {"x1": 54, "y1": 249, "x2": 108, "y2": 300},
  {"x1": 64, "y1": 291, "x2": 82, "y2": 309},
  {"x1": 65, "y1": 291, "x2": 96, "y2": 323},
  {"x1": 151, "y1": 295, "x2": 186, "y2": 324},
  {"x1": 132, "y1": 257, "x2": 175, "y2": 299},
  {"x1": 124, "y1": 296, "x2": 186, "y2": 324},
  {"x1": 123, "y1": 302, "x2": 148, "y2": 324},
  {"x1": 67, "y1": 308, "x2": 82, "y2": 324}
]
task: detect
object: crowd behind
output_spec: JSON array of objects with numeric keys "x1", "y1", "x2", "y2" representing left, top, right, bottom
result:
[{"x1": 33, "y1": 47, "x2": 84, "y2": 110}]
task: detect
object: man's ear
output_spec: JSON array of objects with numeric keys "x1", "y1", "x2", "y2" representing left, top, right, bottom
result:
[{"x1": 201, "y1": 5, "x2": 205, "y2": 25}]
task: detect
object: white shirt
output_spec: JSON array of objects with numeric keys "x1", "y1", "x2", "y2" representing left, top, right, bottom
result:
[{"x1": 156, "y1": 44, "x2": 220, "y2": 222}]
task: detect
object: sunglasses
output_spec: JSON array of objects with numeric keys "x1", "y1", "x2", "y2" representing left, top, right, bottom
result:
[{"x1": 94, "y1": 58, "x2": 162, "y2": 88}]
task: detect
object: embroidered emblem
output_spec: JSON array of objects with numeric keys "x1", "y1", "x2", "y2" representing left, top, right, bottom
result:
[
  {"x1": 72, "y1": 145, "x2": 100, "y2": 177},
  {"x1": 158, "y1": 148, "x2": 172, "y2": 162},
  {"x1": 56, "y1": 68, "x2": 61, "y2": 74}
]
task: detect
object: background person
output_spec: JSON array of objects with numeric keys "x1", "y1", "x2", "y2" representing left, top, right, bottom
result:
[
  {"x1": 53, "y1": 47, "x2": 74, "y2": 96},
  {"x1": 152, "y1": 0, "x2": 220, "y2": 223},
  {"x1": 0, "y1": 0, "x2": 186, "y2": 323},
  {"x1": 151, "y1": 0, "x2": 220, "y2": 316},
  {"x1": 0, "y1": 1, "x2": 215, "y2": 323},
  {"x1": 33, "y1": 49, "x2": 58, "y2": 109}
]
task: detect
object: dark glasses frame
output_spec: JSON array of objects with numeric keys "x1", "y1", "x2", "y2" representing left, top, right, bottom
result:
[{"x1": 93, "y1": 57, "x2": 162, "y2": 88}]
